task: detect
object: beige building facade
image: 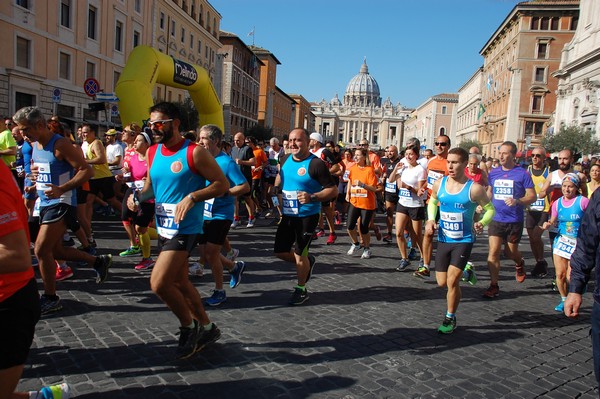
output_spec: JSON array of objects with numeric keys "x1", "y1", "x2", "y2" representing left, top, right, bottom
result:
[
  {"x1": 478, "y1": 0, "x2": 578, "y2": 157},
  {"x1": 403, "y1": 93, "x2": 458, "y2": 150},
  {"x1": 289, "y1": 94, "x2": 315, "y2": 132},
  {"x1": 455, "y1": 68, "x2": 484, "y2": 145},
  {"x1": 0, "y1": 0, "x2": 221, "y2": 130}
]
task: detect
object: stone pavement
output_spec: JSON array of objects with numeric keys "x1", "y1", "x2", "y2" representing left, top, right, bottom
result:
[{"x1": 18, "y1": 215, "x2": 598, "y2": 398}]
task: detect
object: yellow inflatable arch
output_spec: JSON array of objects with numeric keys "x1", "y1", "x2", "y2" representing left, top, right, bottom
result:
[{"x1": 115, "y1": 45, "x2": 223, "y2": 130}]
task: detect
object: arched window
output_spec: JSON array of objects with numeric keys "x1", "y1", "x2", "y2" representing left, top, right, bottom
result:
[{"x1": 439, "y1": 127, "x2": 446, "y2": 135}]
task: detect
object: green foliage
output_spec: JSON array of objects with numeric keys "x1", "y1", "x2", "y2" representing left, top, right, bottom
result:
[
  {"x1": 541, "y1": 125, "x2": 600, "y2": 157},
  {"x1": 457, "y1": 139, "x2": 482, "y2": 152},
  {"x1": 244, "y1": 124, "x2": 273, "y2": 141},
  {"x1": 173, "y1": 97, "x2": 200, "y2": 133}
]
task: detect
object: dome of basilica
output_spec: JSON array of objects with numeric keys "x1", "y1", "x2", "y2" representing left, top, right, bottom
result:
[{"x1": 344, "y1": 59, "x2": 382, "y2": 107}]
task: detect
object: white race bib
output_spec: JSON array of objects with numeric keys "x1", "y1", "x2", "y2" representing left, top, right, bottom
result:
[
  {"x1": 32, "y1": 197, "x2": 41, "y2": 217},
  {"x1": 35, "y1": 162, "x2": 51, "y2": 191},
  {"x1": 398, "y1": 187, "x2": 411, "y2": 198},
  {"x1": 530, "y1": 197, "x2": 545, "y2": 212},
  {"x1": 440, "y1": 211, "x2": 464, "y2": 239},
  {"x1": 203, "y1": 197, "x2": 215, "y2": 218},
  {"x1": 155, "y1": 202, "x2": 179, "y2": 239},
  {"x1": 282, "y1": 190, "x2": 299, "y2": 215},
  {"x1": 553, "y1": 235, "x2": 577, "y2": 259},
  {"x1": 350, "y1": 185, "x2": 368, "y2": 198},
  {"x1": 133, "y1": 180, "x2": 145, "y2": 191},
  {"x1": 342, "y1": 170, "x2": 350, "y2": 183},
  {"x1": 493, "y1": 179, "x2": 514, "y2": 200},
  {"x1": 427, "y1": 170, "x2": 443, "y2": 189},
  {"x1": 385, "y1": 181, "x2": 397, "y2": 193}
]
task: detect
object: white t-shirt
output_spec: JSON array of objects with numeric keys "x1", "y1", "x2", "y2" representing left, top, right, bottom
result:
[
  {"x1": 106, "y1": 143, "x2": 124, "y2": 171},
  {"x1": 397, "y1": 163, "x2": 427, "y2": 207}
]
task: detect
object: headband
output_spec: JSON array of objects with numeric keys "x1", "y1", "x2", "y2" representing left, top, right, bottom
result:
[
  {"x1": 563, "y1": 172, "x2": 581, "y2": 187},
  {"x1": 140, "y1": 131, "x2": 152, "y2": 145}
]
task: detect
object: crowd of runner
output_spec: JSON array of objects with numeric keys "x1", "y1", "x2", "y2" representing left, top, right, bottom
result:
[{"x1": 2, "y1": 104, "x2": 599, "y2": 397}]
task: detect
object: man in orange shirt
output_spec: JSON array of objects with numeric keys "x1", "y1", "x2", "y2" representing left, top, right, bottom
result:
[
  {"x1": 414, "y1": 134, "x2": 450, "y2": 279},
  {"x1": 247, "y1": 136, "x2": 268, "y2": 226}
]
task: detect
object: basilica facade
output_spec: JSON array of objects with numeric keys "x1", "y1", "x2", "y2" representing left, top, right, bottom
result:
[{"x1": 311, "y1": 60, "x2": 411, "y2": 149}]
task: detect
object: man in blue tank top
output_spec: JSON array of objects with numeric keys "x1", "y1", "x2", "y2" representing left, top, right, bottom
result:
[
  {"x1": 427, "y1": 147, "x2": 495, "y2": 334},
  {"x1": 484, "y1": 141, "x2": 536, "y2": 299},
  {"x1": 133, "y1": 102, "x2": 229, "y2": 359},
  {"x1": 13, "y1": 106, "x2": 113, "y2": 315},
  {"x1": 273, "y1": 128, "x2": 338, "y2": 305},
  {"x1": 197, "y1": 124, "x2": 250, "y2": 307}
]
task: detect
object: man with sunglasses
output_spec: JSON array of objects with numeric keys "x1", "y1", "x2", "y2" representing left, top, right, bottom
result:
[
  {"x1": 525, "y1": 147, "x2": 551, "y2": 278},
  {"x1": 134, "y1": 102, "x2": 229, "y2": 359},
  {"x1": 414, "y1": 134, "x2": 450, "y2": 279}
]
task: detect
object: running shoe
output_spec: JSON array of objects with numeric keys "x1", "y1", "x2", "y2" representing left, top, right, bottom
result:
[
  {"x1": 462, "y1": 262, "x2": 477, "y2": 285},
  {"x1": 62, "y1": 234, "x2": 75, "y2": 247},
  {"x1": 78, "y1": 245, "x2": 97, "y2": 256},
  {"x1": 315, "y1": 228, "x2": 326, "y2": 238},
  {"x1": 40, "y1": 294, "x2": 62, "y2": 315},
  {"x1": 413, "y1": 266, "x2": 431, "y2": 280},
  {"x1": 555, "y1": 300, "x2": 565, "y2": 312},
  {"x1": 361, "y1": 248, "x2": 372, "y2": 259},
  {"x1": 408, "y1": 247, "x2": 420, "y2": 261},
  {"x1": 55, "y1": 264, "x2": 73, "y2": 281},
  {"x1": 373, "y1": 225, "x2": 382, "y2": 241},
  {"x1": 288, "y1": 287, "x2": 309, "y2": 305},
  {"x1": 119, "y1": 246, "x2": 141, "y2": 257},
  {"x1": 247, "y1": 218, "x2": 255, "y2": 228},
  {"x1": 229, "y1": 261, "x2": 246, "y2": 288},
  {"x1": 231, "y1": 219, "x2": 240, "y2": 229},
  {"x1": 347, "y1": 243, "x2": 361, "y2": 256},
  {"x1": 134, "y1": 258, "x2": 155, "y2": 271},
  {"x1": 483, "y1": 283, "x2": 500, "y2": 298},
  {"x1": 326, "y1": 232, "x2": 337, "y2": 245},
  {"x1": 396, "y1": 259, "x2": 411, "y2": 271},
  {"x1": 88, "y1": 237, "x2": 97, "y2": 248},
  {"x1": 531, "y1": 260, "x2": 548, "y2": 278},
  {"x1": 176, "y1": 319, "x2": 201, "y2": 359},
  {"x1": 188, "y1": 262, "x2": 204, "y2": 276},
  {"x1": 93, "y1": 254, "x2": 112, "y2": 284},
  {"x1": 31, "y1": 256, "x2": 39, "y2": 267},
  {"x1": 382, "y1": 233, "x2": 393, "y2": 243},
  {"x1": 226, "y1": 248, "x2": 239, "y2": 261},
  {"x1": 306, "y1": 255, "x2": 316, "y2": 283},
  {"x1": 515, "y1": 259, "x2": 526, "y2": 283},
  {"x1": 205, "y1": 290, "x2": 227, "y2": 306},
  {"x1": 437, "y1": 316, "x2": 457, "y2": 334},
  {"x1": 38, "y1": 382, "x2": 70, "y2": 399},
  {"x1": 334, "y1": 211, "x2": 341, "y2": 225},
  {"x1": 195, "y1": 323, "x2": 222, "y2": 353}
]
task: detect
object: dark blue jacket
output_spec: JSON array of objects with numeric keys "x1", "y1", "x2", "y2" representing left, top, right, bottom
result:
[{"x1": 569, "y1": 189, "x2": 600, "y2": 304}]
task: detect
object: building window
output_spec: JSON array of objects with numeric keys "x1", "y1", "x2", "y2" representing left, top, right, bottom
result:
[
  {"x1": 439, "y1": 127, "x2": 446, "y2": 135},
  {"x1": 114, "y1": 70, "x2": 121, "y2": 88},
  {"x1": 197, "y1": 40, "x2": 202, "y2": 53},
  {"x1": 531, "y1": 17, "x2": 539, "y2": 30},
  {"x1": 88, "y1": 6, "x2": 97, "y2": 39},
  {"x1": 133, "y1": 31, "x2": 140, "y2": 47},
  {"x1": 525, "y1": 121, "x2": 543, "y2": 136},
  {"x1": 86, "y1": 61, "x2": 96, "y2": 78},
  {"x1": 170, "y1": 20, "x2": 175, "y2": 37},
  {"x1": 540, "y1": 17, "x2": 549, "y2": 30},
  {"x1": 534, "y1": 67, "x2": 545, "y2": 82},
  {"x1": 181, "y1": 27, "x2": 185, "y2": 43},
  {"x1": 16, "y1": 92, "x2": 35, "y2": 110},
  {"x1": 115, "y1": 21, "x2": 123, "y2": 51},
  {"x1": 190, "y1": 33, "x2": 193, "y2": 48},
  {"x1": 536, "y1": 43, "x2": 548, "y2": 59},
  {"x1": 551, "y1": 18, "x2": 559, "y2": 30},
  {"x1": 441, "y1": 105, "x2": 447, "y2": 115},
  {"x1": 60, "y1": 0, "x2": 71, "y2": 28},
  {"x1": 16, "y1": 36, "x2": 30, "y2": 69},
  {"x1": 134, "y1": 0, "x2": 141, "y2": 13},
  {"x1": 160, "y1": 12, "x2": 165, "y2": 30},
  {"x1": 59, "y1": 52, "x2": 71, "y2": 80},
  {"x1": 16, "y1": 0, "x2": 30, "y2": 9},
  {"x1": 532, "y1": 95, "x2": 542, "y2": 113},
  {"x1": 571, "y1": 16, "x2": 578, "y2": 31}
]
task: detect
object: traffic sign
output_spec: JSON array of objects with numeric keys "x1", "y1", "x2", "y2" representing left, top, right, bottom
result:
[
  {"x1": 84, "y1": 78, "x2": 100, "y2": 97},
  {"x1": 111, "y1": 105, "x2": 119, "y2": 117},
  {"x1": 52, "y1": 88, "x2": 61, "y2": 103},
  {"x1": 96, "y1": 92, "x2": 119, "y2": 102}
]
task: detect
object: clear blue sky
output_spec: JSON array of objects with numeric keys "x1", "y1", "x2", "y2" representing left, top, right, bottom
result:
[{"x1": 213, "y1": 0, "x2": 521, "y2": 108}]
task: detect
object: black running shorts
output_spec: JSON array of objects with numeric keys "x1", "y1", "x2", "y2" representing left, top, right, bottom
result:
[
  {"x1": 435, "y1": 242, "x2": 473, "y2": 273},
  {"x1": 274, "y1": 213, "x2": 319, "y2": 256}
]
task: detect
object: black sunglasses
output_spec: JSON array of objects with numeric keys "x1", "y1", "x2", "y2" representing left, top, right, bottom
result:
[
  {"x1": 434, "y1": 142, "x2": 448, "y2": 147},
  {"x1": 532, "y1": 154, "x2": 543, "y2": 158}
]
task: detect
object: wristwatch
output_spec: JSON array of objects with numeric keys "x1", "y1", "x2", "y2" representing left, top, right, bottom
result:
[
  {"x1": 188, "y1": 193, "x2": 196, "y2": 203},
  {"x1": 310, "y1": 194, "x2": 317, "y2": 202}
]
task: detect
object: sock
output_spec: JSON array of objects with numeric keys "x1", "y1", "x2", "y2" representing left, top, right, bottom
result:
[
  {"x1": 353, "y1": 241, "x2": 360, "y2": 246},
  {"x1": 227, "y1": 249, "x2": 234, "y2": 256},
  {"x1": 561, "y1": 296, "x2": 567, "y2": 302},
  {"x1": 139, "y1": 231, "x2": 151, "y2": 258},
  {"x1": 364, "y1": 247, "x2": 370, "y2": 250},
  {"x1": 58, "y1": 261, "x2": 68, "y2": 271},
  {"x1": 234, "y1": 216, "x2": 240, "y2": 221},
  {"x1": 446, "y1": 312, "x2": 455, "y2": 319},
  {"x1": 29, "y1": 391, "x2": 40, "y2": 399},
  {"x1": 203, "y1": 322, "x2": 213, "y2": 331},
  {"x1": 184, "y1": 321, "x2": 195, "y2": 329},
  {"x1": 295, "y1": 284, "x2": 306, "y2": 291},
  {"x1": 423, "y1": 264, "x2": 430, "y2": 270}
]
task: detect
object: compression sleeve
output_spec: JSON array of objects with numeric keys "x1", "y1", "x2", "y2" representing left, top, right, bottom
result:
[
  {"x1": 479, "y1": 202, "x2": 496, "y2": 226},
  {"x1": 427, "y1": 197, "x2": 439, "y2": 222}
]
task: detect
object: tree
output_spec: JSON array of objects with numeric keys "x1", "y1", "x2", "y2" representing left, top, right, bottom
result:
[
  {"x1": 173, "y1": 97, "x2": 199, "y2": 133},
  {"x1": 541, "y1": 125, "x2": 600, "y2": 159},
  {"x1": 244, "y1": 124, "x2": 273, "y2": 141},
  {"x1": 457, "y1": 139, "x2": 482, "y2": 153}
]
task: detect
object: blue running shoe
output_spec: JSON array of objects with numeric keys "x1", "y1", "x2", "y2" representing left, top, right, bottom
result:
[
  {"x1": 205, "y1": 290, "x2": 227, "y2": 306},
  {"x1": 39, "y1": 382, "x2": 70, "y2": 398},
  {"x1": 554, "y1": 300, "x2": 565, "y2": 312},
  {"x1": 229, "y1": 261, "x2": 246, "y2": 288}
]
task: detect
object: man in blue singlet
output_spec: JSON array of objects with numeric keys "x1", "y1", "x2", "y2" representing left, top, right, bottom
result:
[
  {"x1": 427, "y1": 147, "x2": 495, "y2": 333},
  {"x1": 133, "y1": 102, "x2": 229, "y2": 359},
  {"x1": 273, "y1": 128, "x2": 338, "y2": 305},
  {"x1": 13, "y1": 106, "x2": 113, "y2": 315}
]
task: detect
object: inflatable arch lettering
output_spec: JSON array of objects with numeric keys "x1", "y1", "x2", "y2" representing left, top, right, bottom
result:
[{"x1": 115, "y1": 45, "x2": 223, "y2": 130}]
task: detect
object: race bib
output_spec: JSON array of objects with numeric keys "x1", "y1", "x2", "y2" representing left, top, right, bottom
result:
[
  {"x1": 350, "y1": 185, "x2": 368, "y2": 198},
  {"x1": 271, "y1": 195, "x2": 279, "y2": 207},
  {"x1": 398, "y1": 188, "x2": 411, "y2": 198},
  {"x1": 133, "y1": 180, "x2": 145, "y2": 191},
  {"x1": 32, "y1": 197, "x2": 41, "y2": 217},
  {"x1": 427, "y1": 170, "x2": 443, "y2": 189},
  {"x1": 493, "y1": 179, "x2": 514, "y2": 200},
  {"x1": 553, "y1": 235, "x2": 577, "y2": 259},
  {"x1": 440, "y1": 211, "x2": 464, "y2": 239},
  {"x1": 342, "y1": 170, "x2": 350, "y2": 183},
  {"x1": 203, "y1": 197, "x2": 215, "y2": 218},
  {"x1": 155, "y1": 202, "x2": 179, "y2": 239},
  {"x1": 282, "y1": 190, "x2": 299, "y2": 215},
  {"x1": 530, "y1": 197, "x2": 545, "y2": 212},
  {"x1": 35, "y1": 162, "x2": 51, "y2": 191},
  {"x1": 385, "y1": 181, "x2": 397, "y2": 193}
]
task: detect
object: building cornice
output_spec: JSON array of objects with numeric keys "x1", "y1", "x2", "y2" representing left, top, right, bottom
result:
[{"x1": 553, "y1": 47, "x2": 600, "y2": 78}]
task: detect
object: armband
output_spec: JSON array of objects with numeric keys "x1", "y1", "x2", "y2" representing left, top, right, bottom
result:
[
  {"x1": 427, "y1": 197, "x2": 439, "y2": 222},
  {"x1": 479, "y1": 202, "x2": 496, "y2": 227}
]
